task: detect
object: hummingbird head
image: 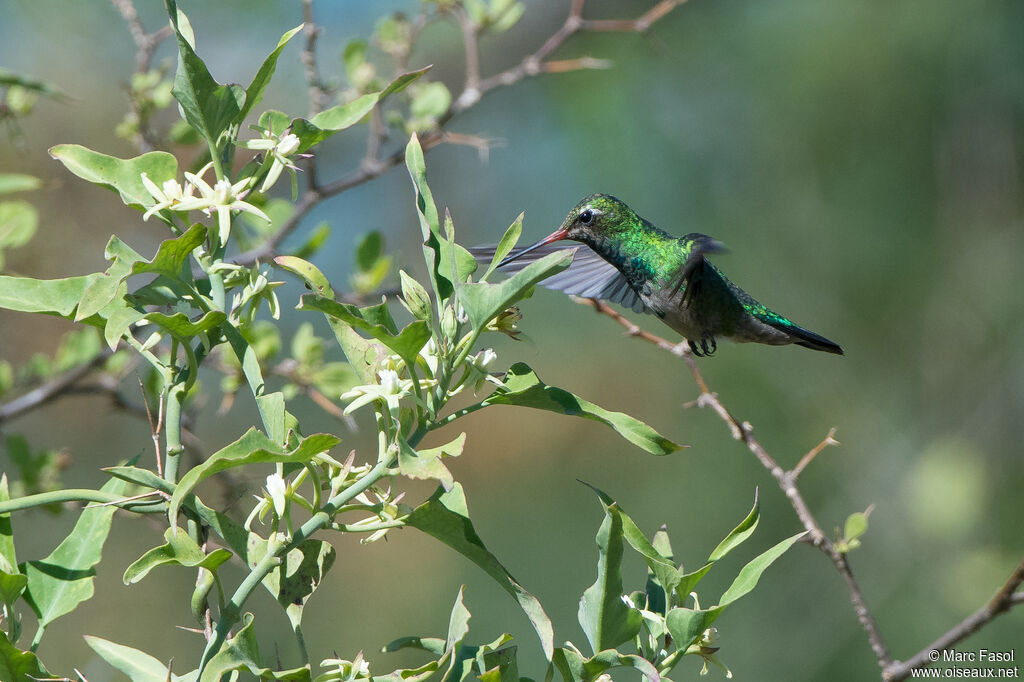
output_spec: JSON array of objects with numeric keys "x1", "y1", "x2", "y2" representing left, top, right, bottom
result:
[{"x1": 498, "y1": 194, "x2": 634, "y2": 267}]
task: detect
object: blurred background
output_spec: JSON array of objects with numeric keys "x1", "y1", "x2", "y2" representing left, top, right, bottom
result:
[{"x1": 1, "y1": 0, "x2": 1022, "y2": 680}]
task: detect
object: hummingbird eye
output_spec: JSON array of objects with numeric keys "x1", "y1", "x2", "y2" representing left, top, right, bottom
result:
[{"x1": 579, "y1": 209, "x2": 594, "y2": 225}]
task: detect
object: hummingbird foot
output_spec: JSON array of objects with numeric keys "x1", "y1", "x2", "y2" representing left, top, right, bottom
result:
[{"x1": 688, "y1": 336, "x2": 717, "y2": 357}]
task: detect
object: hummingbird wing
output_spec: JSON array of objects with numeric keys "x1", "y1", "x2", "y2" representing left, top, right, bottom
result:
[
  {"x1": 469, "y1": 244, "x2": 648, "y2": 313},
  {"x1": 666, "y1": 233, "x2": 729, "y2": 302}
]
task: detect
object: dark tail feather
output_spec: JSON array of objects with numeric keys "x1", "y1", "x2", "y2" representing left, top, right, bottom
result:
[{"x1": 779, "y1": 322, "x2": 844, "y2": 355}]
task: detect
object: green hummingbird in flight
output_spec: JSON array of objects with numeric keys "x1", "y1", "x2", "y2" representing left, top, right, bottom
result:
[{"x1": 476, "y1": 194, "x2": 842, "y2": 357}]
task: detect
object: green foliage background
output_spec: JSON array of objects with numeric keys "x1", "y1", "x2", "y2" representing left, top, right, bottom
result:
[{"x1": 1, "y1": 0, "x2": 1022, "y2": 680}]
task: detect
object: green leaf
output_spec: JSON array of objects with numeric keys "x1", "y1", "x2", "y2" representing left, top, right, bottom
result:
[
  {"x1": 708, "y1": 491, "x2": 759, "y2": 561},
  {"x1": 22, "y1": 472, "x2": 131, "y2": 635},
  {"x1": 481, "y1": 213, "x2": 522, "y2": 281},
  {"x1": 199, "y1": 613, "x2": 270, "y2": 682},
  {"x1": 0, "y1": 273, "x2": 100, "y2": 318},
  {"x1": 274, "y1": 255, "x2": 334, "y2": 298},
  {"x1": 551, "y1": 647, "x2": 660, "y2": 682},
  {"x1": 459, "y1": 249, "x2": 572, "y2": 332},
  {"x1": 665, "y1": 531, "x2": 805, "y2": 650},
  {"x1": 837, "y1": 505, "x2": 873, "y2": 553},
  {"x1": 0, "y1": 630, "x2": 51, "y2": 682},
  {"x1": 132, "y1": 223, "x2": 208, "y2": 278},
  {"x1": 718, "y1": 531, "x2": 804, "y2": 605},
  {"x1": 398, "y1": 433, "x2": 464, "y2": 490},
  {"x1": 405, "y1": 133, "x2": 447, "y2": 300},
  {"x1": 168, "y1": 428, "x2": 339, "y2": 526},
  {"x1": 145, "y1": 309, "x2": 227, "y2": 340},
  {"x1": 248, "y1": 537, "x2": 335, "y2": 636},
  {"x1": 167, "y1": 1, "x2": 245, "y2": 147},
  {"x1": 483, "y1": 363, "x2": 679, "y2": 455},
  {"x1": 123, "y1": 527, "x2": 232, "y2": 585},
  {"x1": 578, "y1": 500, "x2": 642, "y2": 654},
  {"x1": 406, "y1": 484, "x2": 554, "y2": 660},
  {"x1": 49, "y1": 144, "x2": 178, "y2": 208},
  {"x1": 0, "y1": 201, "x2": 38, "y2": 264},
  {"x1": 0, "y1": 174, "x2": 41, "y2": 195},
  {"x1": 238, "y1": 25, "x2": 304, "y2": 124},
  {"x1": 85, "y1": 635, "x2": 195, "y2": 682},
  {"x1": 298, "y1": 294, "x2": 430, "y2": 368},
  {"x1": 0, "y1": 477, "x2": 26, "y2": 608},
  {"x1": 355, "y1": 231, "x2": 383, "y2": 271},
  {"x1": 75, "y1": 235, "x2": 144, "y2": 321},
  {"x1": 286, "y1": 66, "x2": 430, "y2": 154}
]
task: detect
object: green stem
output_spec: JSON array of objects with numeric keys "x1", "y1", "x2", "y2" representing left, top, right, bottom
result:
[
  {"x1": 164, "y1": 383, "x2": 186, "y2": 483},
  {"x1": 428, "y1": 400, "x2": 490, "y2": 431},
  {"x1": 0, "y1": 489, "x2": 160, "y2": 514},
  {"x1": 197, "y1": 455, "x2": 395, "y2": 673},
  {"x1": 330, "y1": 519, "x2": 406, "y2": 533}
]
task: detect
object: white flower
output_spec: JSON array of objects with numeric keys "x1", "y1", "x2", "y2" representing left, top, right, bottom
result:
[
  {"x1": 141, "y1": 173, "x2": 194, "y2": 221},
  {"x1": 265, "y1": 473, "x2": 287, "y2": 517},
  {"x1": 340, "y1": 369, "x2": 416, "y2": 416},
  {"x1": 245, "y1": 129, "x2": 303, "y2": 192},
  {"x1": 172, "y1": 163, "x2": 271, "y2": 246}
]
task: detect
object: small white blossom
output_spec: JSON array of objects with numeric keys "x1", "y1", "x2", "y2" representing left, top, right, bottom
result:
[
  {"x1": 245, "y1": 129, "x2": 303, "y2": 192},
  {"x1": 265, "y1": 473, "x2": 287, "y2": 517},
  {"x1": 340, "y1": 369, "x2": 416, "y2": 416},
  {"x1": 173, "y1": 163, "x2": 271, "y2": 246}
]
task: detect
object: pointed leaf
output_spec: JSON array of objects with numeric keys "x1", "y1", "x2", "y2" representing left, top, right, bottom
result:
[
  {"x1": 238, "y1": 25, "x2": 304, "y2": 124},
  {"x1": 85, "y1": 635, "x2": 191, "y2": 682},
  {"x1": 123, "y1": 527, "x2": 232, "y2": 585},
  {"x1": 483, "y1": 363, "x2": 679, "y2": 455},
  {"x1": 22, "y1": 472, "x2": 131, "y2": 630},
  {"x1": 578, "y1": 502, "x2": 642, "y2": 654},
  {"x1": 168, "y1": 428, "x2": 339, "y2": 525},
  {"x1": 405, "y1": 134, "x2": 448, "y2": 300},
  {"x1": 75, "y1": 235, "x2": 145, "y2": 321},
  {"x1": 481, "y1": 213, "x2": 523, "y2": 281},
  {"x1": 298, "y1": 294, "x2": 430, "y2": 367},
  {"x1": 406, "y1": 484, "x2": 554, "y2": 660},
  {"x1": 132, "y1": 223, "x2": 208, "y2": 278},
  {"x1": 708, "y1": 490, "x2": 759, "y2": 561},
  {"x1": 719, "y1": 531, "x2": 805, "y2": 605},
  {"x1": 275, "y1": 255, "x2": 334, "y2": 298},
  {"x1": 167, "y1": 1, "x2": 244, "y2": 146},
  {"x1": 49, "y1": 144, "x2": 178, "y2": 208},
  {"x1": 145, "y1": 309, "x2": 227, "y2": 340}
]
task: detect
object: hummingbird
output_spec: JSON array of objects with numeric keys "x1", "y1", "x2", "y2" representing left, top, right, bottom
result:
[{"x1": 475, "y1": 194, "x2": 842, "y2": 357}]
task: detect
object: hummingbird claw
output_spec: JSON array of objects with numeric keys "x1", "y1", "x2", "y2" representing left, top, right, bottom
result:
[{"x1": 689, "y1": 336, "x2": 717, "y2": 357}]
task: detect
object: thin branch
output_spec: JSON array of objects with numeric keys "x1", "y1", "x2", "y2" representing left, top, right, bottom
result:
[
  {"x1": 0, "y1": 350, "x2": 112, "y2": 425},
  {"x1": 110, "y1": 0, "x2": 173, "y2": 152},
  {"x1": 300, "y1": 0, "x2": 328, "y2": 118},
  {"x1": 227, "y1": 0, "x2": 682, "y2": 269},
  {"x1": 578, "y1": 297, "x2": 1023, "y2": 679},
  {"x1": 575, "y1": 297, "x2": 893, "y2": 667},
  {"x1": 453, "y1": 7, "x2": 482, "y2": 110},
  {"x1": 883, "y1": 557, "x2": 1024, "y2": 681},
  {"x1": 792, "y1": 427, "x2": 839, "y2": 480}
]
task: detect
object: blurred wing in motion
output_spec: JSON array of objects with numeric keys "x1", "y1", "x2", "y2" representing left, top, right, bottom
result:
[{"x1": 470, "y1": 244, "x2": 648, "y2": 313}]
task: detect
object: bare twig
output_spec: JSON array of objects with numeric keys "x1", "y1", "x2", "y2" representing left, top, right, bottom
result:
[
  {"x1": 883, "y1": 558, "x2": 1024, "y2": 681},
  {"x1": 300, "y1": 0, "x2": 328, "y2": 118},
  {"x1": 792, "y1": 427, "x2": 839, "y2": 480},
  {"x1": 0, "y1": 350, "x2": 112, "y2": 425},
  {"x1": 110, "y1": 0, "x2": 173, "y2": 151},
  {"x1": 577, "y1": 297, "x2": 1023, "y2": 679},
  {"x1": 232, "y1": 0, "x2": 683, "y2": 270},
  {"x1": 576, "y1": 298, "x2": 894, "y2": 664}
]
